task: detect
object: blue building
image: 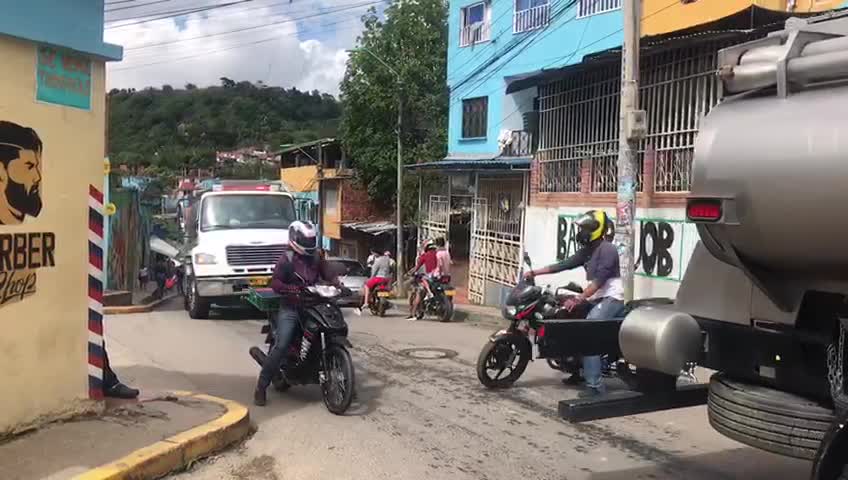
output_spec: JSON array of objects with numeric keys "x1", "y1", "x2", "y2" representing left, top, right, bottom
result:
[
  {"x1": 410, "y1": 0, "x2": 625, "y2": 305},
  {"x1": 411, "y1": 0, "x2": 831, "y2": 306}
]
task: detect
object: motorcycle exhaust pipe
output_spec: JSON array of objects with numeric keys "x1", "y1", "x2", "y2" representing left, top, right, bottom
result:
[{"x1": 249, "y1": 346, "x2": 267, "y2": 367}]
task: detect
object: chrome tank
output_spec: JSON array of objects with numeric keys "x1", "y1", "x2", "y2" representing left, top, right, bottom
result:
[
  {"x1": 692, "y1": 85, "x2": 848, "y2": 277},
  {"x1": 618, "y1": 307, "x2": 702, "y2": 376}
]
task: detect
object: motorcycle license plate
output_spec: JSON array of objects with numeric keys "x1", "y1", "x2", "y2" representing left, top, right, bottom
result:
[
  {"x1": 249, "y1": 277, "x2": 269, "y2": 287},
  {"x1": 444, "y1": 289, "x2": 456, "y2": 297},
  {"x1": 377, "y1": 291, "x2": 392, "y2": 298}
]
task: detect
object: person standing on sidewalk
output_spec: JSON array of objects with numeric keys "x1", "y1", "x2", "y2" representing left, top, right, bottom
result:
[{"x1": 523, "y1": 210, "x2": 623, "y2": 398}]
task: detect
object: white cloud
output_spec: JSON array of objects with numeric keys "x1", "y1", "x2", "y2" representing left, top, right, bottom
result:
[{"x1": 104, "y1": 0, "x2": 377, "y2": 95}]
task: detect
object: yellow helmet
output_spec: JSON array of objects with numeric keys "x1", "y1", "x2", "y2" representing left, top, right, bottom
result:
[{"x1": 575, "y1": 210, "x2": 611, "y2": 246}]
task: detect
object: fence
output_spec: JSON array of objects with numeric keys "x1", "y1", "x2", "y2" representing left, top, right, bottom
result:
[{"x1": 537, "y1": 39, "x2": 735, "y2": 194}]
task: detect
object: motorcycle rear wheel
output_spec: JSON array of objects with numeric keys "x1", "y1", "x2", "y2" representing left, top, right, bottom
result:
[
  {"x1": 439, "y1": 296, "x2": 454, "y2": 323},
  {"x1": 477, "y1": 336, "x2": 531, "y2": 389},
  {"x1": 322, "y1": 345, "x2": 355, "y2": 415}
]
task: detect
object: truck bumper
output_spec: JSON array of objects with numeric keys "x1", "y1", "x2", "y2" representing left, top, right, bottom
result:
[{"x1": 196, "y1": 276, "x2": 271, "y2": 298}]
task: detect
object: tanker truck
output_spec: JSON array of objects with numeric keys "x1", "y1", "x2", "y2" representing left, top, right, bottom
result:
[{"x1": 578, "y1": 11, "x2": 848, "y2": 479}]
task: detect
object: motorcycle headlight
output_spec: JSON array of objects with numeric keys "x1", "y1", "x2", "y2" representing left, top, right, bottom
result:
[
  {"x1": 194, "y1": 253, "x2": 217, "y2": 265},
  {"x1": 503, "y1": 305, "x2": 517, "y2": 318}
]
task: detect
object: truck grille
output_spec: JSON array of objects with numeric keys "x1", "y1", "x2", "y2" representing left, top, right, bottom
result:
[{"x1": 226, "y1": 244, "x2": 287, "y2": 266}]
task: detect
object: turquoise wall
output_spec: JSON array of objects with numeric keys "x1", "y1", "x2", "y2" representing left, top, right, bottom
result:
[
  {"x1": 0, "y1": 0, "x2": 122, "y2": 60},
  {"x1": 447, "y1": 0, "x2": 624, "y2": 156}
]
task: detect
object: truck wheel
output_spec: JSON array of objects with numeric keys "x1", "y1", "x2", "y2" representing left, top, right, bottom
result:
[
  {"x1": 708, "y1": 373, "x2": 835, "y2": 460},
  {"x1": 187, "y1": 280, "x2": 210, "y2": 319},
  {"x1": 827, "y1": 326, "x2": 848, "y2": 414}
]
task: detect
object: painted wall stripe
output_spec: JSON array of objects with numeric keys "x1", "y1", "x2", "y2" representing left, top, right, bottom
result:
[{"x1": 88, "y1": 185, "x2": 105, "y2": 400}]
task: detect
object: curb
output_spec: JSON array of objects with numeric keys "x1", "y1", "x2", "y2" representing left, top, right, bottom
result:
[
  {"x1": 73, "y1": 391, "x2": 250, "y2": 480},
  {"x1": 387, "y1": 299, "x2": 503, "y2": 329},
  {"x1": 104, "y1": 294, "x2": 179, "y2": 315}
]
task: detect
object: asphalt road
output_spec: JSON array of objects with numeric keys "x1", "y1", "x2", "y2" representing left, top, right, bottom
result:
[{"x1": 106, "y1": 298, "x2": 812, "y2": 480}]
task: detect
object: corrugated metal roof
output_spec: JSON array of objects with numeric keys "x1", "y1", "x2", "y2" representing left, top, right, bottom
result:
[
  {"x1": 277, "y1": 138, "x2": 336, "y2": 155},
  {"x1": 342, "y1": 221, "x2": 397, "y2": 235},
  {"x1": 506, "y1": 5, "x2": 804, "y2": 94},
  {"x1": 406, "y1": 157, "x2": 531, "y2": 172}
]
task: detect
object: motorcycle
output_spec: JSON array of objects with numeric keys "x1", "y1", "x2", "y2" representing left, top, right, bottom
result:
[
  {"x1": 412, "y1": 274, "x2": 456, "y2": 322},
  {"x1": 476, "y1": 252, "x2": 677, "y2": 390},
  {"x1": 368, "y1": 279, "x2": 394, "y2": 317},
  {"x1": 248, "y1": 285, "x2": 356, "y2": 415}
]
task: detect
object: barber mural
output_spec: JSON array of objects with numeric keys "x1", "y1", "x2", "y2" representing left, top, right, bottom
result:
[
  {"x1": 0, "y1": 121, "x2": 55, "y2": 308},
  {"x1": 557, "y1": 214, "x2": 691, "y2": 281}
]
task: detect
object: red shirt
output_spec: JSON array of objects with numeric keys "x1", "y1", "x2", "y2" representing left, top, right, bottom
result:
[{"x1": 415, "y1": 250, "x2": 438, "y2": 273}]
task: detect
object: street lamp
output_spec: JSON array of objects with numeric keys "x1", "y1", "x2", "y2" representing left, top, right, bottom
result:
[{"x1": 348, "y1": 47, "x2": 406, "y2": 296}]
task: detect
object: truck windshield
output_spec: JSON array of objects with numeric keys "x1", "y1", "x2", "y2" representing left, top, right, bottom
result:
[{"x1": 200, "y1": 194, "x2": 296, "y2": 231}]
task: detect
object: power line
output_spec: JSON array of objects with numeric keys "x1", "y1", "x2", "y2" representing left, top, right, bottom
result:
[
  {"x1": 110, "y1": 17, "x2": 363, "y2": 71},
  {"x1": 125, "y1": 0, "x2": 384, "y2": 51},
  {"x1": 106, "y1": 0, "x2": 171, "y2": 13},
  {"x1": 106, "y1": 0, "x2": 253, "y2": 29}
]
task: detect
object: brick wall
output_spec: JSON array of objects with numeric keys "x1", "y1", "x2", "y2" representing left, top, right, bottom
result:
[
  {"x1": 340, "y1": 179, "x2": 379, "y2": 222},
  {"x1": 529, "y1": 146, "x2": 688, "y2": 210}
]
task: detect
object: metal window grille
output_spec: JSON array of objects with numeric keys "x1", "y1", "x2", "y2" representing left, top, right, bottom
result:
[
  {"x1": 514, "y1": 0, "x2": 550, "y2": 33},
  {"x1": 537, "y1": 40, "x2": 730, "y2": 193},
  {"x1": 577, "y1": 0, "x2": 621, "y2": 18},
  {"x1": 462, "y1": 97, "x2": 488, "y2": 138},
  {"x1": 460, "y1": 2, "x2": 490, "y2": 47}
]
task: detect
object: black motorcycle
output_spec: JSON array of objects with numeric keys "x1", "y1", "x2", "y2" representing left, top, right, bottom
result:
[
  {"x1": 248, "y1": 285, "x2": 355, "y2": 415},
  {"x1": 476, "y1": 253, "x2": 675, "y2": 389},
  {"x1": 412, "y1": 274, "x2": 455, "y2": 322}
]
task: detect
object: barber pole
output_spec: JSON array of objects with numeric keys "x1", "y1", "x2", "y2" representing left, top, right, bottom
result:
[{"x1": 87, "y1": 185, "x2": 105, "y2": 400}]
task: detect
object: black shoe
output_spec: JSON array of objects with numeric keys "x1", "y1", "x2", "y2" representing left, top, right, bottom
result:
[
  {"x1": 562, "y1": 374, "x2": 585, "y2": 386},
  {"x1": 577, "y1": 387, "x2": 605, "y2": 399},
  {"x1": 254, "y1": 386, "x2": 267, "y2": 407},
  {"x1": 105, "y1": 383, "x2": 140, "y2": 399}
]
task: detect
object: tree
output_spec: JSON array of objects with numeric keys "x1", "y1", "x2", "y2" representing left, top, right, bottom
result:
[{"x1": 340, "y1": 0, "x2": 448, "y2": 212}]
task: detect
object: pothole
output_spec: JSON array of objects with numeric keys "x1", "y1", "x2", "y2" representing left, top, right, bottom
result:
[{"x1": 397, "y1": 347, "x2": 458, "y2": 360}]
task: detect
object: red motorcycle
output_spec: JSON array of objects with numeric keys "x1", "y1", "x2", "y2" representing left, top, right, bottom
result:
[{"x1": 368, "y1": 279, "x2": 394, "y2": 317}]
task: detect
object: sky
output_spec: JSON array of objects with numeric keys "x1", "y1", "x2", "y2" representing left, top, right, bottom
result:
[{"x1": 104, "y1": 0, "x2": 387, "y2": 95}]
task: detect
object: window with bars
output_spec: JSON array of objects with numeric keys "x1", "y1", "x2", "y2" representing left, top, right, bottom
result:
[
  {"x1": 460, "y1": 2, "x2": 490, "y2": 47},
  {"x1": 577, "y1": 0, "x2": 622, "y2": 18},
  {"x1": 462, "y1": 96, "x2": 488, "y2": 139},
  {"x1": 514, "y1": 0, "x2": 550, "y2": 33},
  {"x1": 536, "y1": 39, "x2": 736, "y2": 193}
]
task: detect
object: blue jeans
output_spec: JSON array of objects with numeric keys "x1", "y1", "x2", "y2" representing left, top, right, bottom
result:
[
  {"x1": 582, "y1": 297, "x2": 626, "y2": 391},
  {"x1": 258, "y1": 306, "x2": 299, "y2": 389}
]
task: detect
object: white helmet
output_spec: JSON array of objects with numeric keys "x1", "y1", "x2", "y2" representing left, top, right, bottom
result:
[{"x1": 288, "y1": 221, "x2": 318, "y2": 255}]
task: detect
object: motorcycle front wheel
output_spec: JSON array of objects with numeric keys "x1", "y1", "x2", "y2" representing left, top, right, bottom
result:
[
  {"x1": 322, "y1": 345, "x2": 355, "y2": 415},
  {"x1": 476, "y1": 336, "x2": 531, "y2": 389}
]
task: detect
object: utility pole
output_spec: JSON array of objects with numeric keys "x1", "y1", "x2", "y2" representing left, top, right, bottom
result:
[
  {"x1": 396, "y1": 86, "x2": 405, "y2": 297},
  {"x1": 347, "y1": 46, "x2": 405, "y2": 296},
  {"x1": 615, "y1": 0, "x2": 646, "y2": 302}
]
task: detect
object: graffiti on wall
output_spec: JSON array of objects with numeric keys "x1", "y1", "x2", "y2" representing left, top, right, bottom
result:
[{"x1": 557, "y1": 214, "x2": 690, "y2": 281}]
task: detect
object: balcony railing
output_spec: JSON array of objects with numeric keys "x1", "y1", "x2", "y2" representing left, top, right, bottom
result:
[
  {"x1": 460, "y1": 22, "x2": 490, "y2": 47},
  {"x1": 577, "y1": 0, "x2": 622, "y2": 18},
  {"x1": 501, "y1": 130, "x2": 536, "y2": 157},
  {"x1": 514, "y1": 3, "x2": 551, "y2": 33}
]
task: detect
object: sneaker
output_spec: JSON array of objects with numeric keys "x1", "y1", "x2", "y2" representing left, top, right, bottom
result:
[
  {"x1": 353, "y1": 307, "x2": 363, "y2": 316},
  {"x1": 577, "y1": 387, "x2": 605, "y2": 399},
  {"x1": 562, "y1": 374, "x2": 585, "y2": 386},
  {"x1": 406, "y1": 316, "x2": 417, "y2": 321},
  {"x1": 105, "y1": 383, "x2": 140, "y2": 399}
]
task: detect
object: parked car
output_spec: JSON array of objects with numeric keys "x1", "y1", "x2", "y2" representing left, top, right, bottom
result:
[{"x1": 328, "y1": 257, "x2": 369, "y2": 308}]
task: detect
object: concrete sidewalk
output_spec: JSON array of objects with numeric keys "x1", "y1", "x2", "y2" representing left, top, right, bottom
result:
[{"x1": 0, "y1": 392, "x2": 250, "y2": 480}]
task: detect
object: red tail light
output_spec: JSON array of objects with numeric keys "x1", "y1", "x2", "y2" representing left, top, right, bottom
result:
[
  {"x1": 537, "y1": 325, "x2": 546, "y2": 338},
  {"x1": 687, "y1": 199, "x2": 722, "y2": 222}
]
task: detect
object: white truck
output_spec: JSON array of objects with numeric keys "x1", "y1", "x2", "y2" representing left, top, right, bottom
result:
[{"x1": 182, "y1": 183, "x2": 297, "y2": 319}]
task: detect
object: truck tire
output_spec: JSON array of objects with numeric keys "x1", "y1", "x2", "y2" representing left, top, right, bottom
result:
[
  {"x1": 708, "y1": 373, "x2": 835, "y2": 460},
  {"x1": 187, "y1": 280, "x2": 210, "y2": 319}
]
